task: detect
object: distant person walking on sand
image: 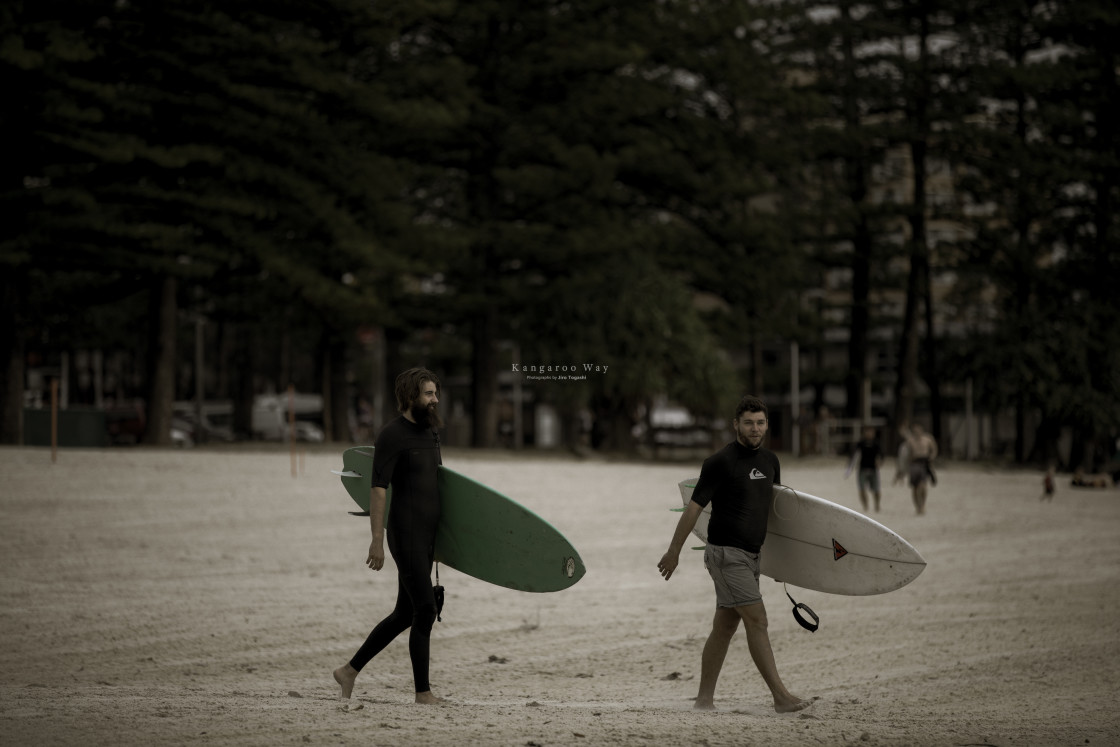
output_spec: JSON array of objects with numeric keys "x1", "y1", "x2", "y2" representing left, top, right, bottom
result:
[
  {"x1": 853, "y1": 426, "x2": 883, "y2": 512},
  {"x1": 658, "y1": 396, "x2": 812, "y2": 714},
  {"x1": 893, "y1": 433, "x2": 910, "y2": 486},
  {"x1": 334, "y1": 368, "x2": 445, "y2": 705},
  {"x1": 900, "y1": 424, "x2": 938, "y2": 515},
  {"x1": 1042, "y1": 467, "x2": 1055, "y2": 501}
]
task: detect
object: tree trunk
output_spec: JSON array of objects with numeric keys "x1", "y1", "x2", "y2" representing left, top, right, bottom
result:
[
  {"x1": 0, "y1": 275, "x2": 25, "y2": 445},
  {"x1": 840, "y1": 0, "x2": 872, "y2": 421},
  {"x1": 592, "y1": 394, "x2": 638, "y2": 454},
  {"x1": 894, "y1": 13, "x2": 932, "y2": 434},
  {"x1": 893, "y1": 175, "x2": 924, "y2": 430},
  {"x1": 847, "y1": 196, "x2": 872, "y2": 421},
  {"x1": 231, "y1": 322, "x2": 255, "y2": 439},
  {"x1": 1028, "y1": 414, "x2": 1061, "y2": 468},
  {"x1": 142, "y1": 275, "x2": 177, "y2": 446},
  {"x1": 383, "y1": 327, "x2": 406, "y2": 424},
  {"x1": 471, "y1": 307, "x2": 498, "y2": 448},
  {"x1": 326, "y1": 332, "x2": 350, "y2": 443},
  {"x1": 749, "y1": 334, "x2": 763, "y2": 397},
  {"x1": 921, "y1": 250, "x2": 941, "y2": 442}
]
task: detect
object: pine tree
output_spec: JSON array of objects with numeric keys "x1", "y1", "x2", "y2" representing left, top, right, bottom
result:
[
  {"x1": 950, "y1": 0, "x2": 1120, "y2": 466},
  {"x1": 0, "y1": 1, "x2": 454, "y2": 443},
  {"x1": 790, "y1": 0, "x2": 900, "y2": 421}
]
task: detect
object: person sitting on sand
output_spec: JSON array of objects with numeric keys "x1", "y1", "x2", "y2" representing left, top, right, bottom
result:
[
  {"x1": 658, "y1": 395, "x2": 813, "y2": 714},
  {"x1": 1071, "y1": 469, "x2": 1111, "y2": 488}
]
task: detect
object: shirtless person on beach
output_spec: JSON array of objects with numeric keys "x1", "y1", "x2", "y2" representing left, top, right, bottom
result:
[
  {"x1": 658, "y1": 395, "x2": 812, "y2": 714},
  {"x1": 901, "y1": 424, "x2": 937, "y2": 515},
  {"x1": 334, "y1": 368, "x2": 445, "y2": 705}
]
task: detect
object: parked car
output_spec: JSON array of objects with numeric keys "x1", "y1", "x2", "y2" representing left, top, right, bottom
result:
[
  {"x1": 293, "y1": 420, "x2": 325, "y2": 443},
  {"x1": 171, "y1": 403, "x2": 235, "y2": 443}
]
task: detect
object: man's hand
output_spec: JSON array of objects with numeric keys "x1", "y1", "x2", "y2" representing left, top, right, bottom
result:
[
  {"x1": 367, "y1": 486, "x2": 387, "y2": 571},
  {"x1": 659, "y1": 500, "x2": 703, "y2": 580},
  {"x1": 366, "y1": 540, "x2": 385, "y2": 571},
  {"x1": 658, "y1": 550, "x2": 680, "y2": 580}
]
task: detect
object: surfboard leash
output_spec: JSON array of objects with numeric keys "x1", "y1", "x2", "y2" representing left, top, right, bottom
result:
[
  {"x1": 784, "y1": 583, "x2": 819, "y2": 633},
  {"x1": 434, "y1": 562, "x2": 444, "y2": 622}
]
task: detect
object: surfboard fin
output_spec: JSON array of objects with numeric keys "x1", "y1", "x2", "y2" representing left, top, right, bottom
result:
[
  {"x1": 332, "y1": 469, "x2": 363, "y2": 478},
  {"x1": 348, "y1": 511, "x2": 371, "y2": 517}
]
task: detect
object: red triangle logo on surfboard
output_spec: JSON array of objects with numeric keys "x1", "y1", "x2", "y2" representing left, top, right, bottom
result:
[{"x1": 833, "y1": 539, "x2": 848, "y2": 561}]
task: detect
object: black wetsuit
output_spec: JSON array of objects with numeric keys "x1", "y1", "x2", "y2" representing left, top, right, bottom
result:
[
  {"x1": 349, "y1": 416, "x2": 441, "y2": 692},
  {"x1": 691, "y1": 441, "x2": 781, "y2": 553}
]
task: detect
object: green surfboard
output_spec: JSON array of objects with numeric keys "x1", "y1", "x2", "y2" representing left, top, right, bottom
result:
[{"x1": 333, "y1": 446, "x2": 586, "y2": 593}]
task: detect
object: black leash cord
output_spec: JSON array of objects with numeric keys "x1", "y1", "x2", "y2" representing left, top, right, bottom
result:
[
  {"x1": 784, "y1": 583, "x2": 819, "y2": 632},
  {"x1": 434, "y1": 562, "x2": 445, "y2": 622}
]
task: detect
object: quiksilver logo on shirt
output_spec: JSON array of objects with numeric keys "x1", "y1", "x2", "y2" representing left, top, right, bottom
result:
[{"x1": 749, "y1": 468, "x2": 766, "y2": 480}]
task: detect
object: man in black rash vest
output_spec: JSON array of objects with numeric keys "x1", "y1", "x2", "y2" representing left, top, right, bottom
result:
[
  {"x1": 334, "y1": 368, "x2": 445, "y2": 705},
  {"x1": 658, "y1": 395, "x2": 812, "y2": 714},
  {"x1": 853, "y1": 425, "x2": 883, "y2": 513}
]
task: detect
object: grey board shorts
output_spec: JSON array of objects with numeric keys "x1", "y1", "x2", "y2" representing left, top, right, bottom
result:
[
  {"x1": 858, "y1": 467, "x2": 880, "y2": 493},
  {"x1": 704, "y1": 544, "x2": 763, "y2": 608}
]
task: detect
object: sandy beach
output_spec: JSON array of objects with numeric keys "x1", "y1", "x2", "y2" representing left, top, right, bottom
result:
[{"x1": 1, "y1": 445, "x2": 1118, "y2": 746}]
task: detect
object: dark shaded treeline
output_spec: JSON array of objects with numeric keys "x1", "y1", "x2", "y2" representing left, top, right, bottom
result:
[{"x1": 2, "y1": 0, "x2": 1117, "y2": 466}]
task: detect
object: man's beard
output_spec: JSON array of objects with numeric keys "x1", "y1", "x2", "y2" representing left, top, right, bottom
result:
[
  {"x1": 410, "y1": 401, "x2": 443, "y2": 430},
  {"x1": 738, "y1": 431, "x2": 763, "y2": 449}
]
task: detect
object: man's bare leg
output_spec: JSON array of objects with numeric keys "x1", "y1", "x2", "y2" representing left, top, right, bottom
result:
[
  {"x1": 415, "y1": 690, "x2": 444, "y2": 705},
  {"x1": 695, "y1": 607, "x2": 740, "y2": 710},
  {"x1": 915, "y1": 485, "x2": 927, "y2": 515},
  {"x1": 333, "y1": 664, "x2": 358, "y2": 700},
  {"x1": 737, "y1": 603, "x2": 812, "y2": 713}
]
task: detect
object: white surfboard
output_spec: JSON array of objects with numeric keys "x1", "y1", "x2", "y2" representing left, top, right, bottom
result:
[{"x1": 679, "y1": 479, "x2": 925, "y2": 596}]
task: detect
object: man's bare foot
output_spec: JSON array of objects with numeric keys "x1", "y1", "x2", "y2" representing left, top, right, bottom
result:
[
  {"x1": 774, "y1": 695, "x2": 816, "y2": 713},
  {"x1": 415, "y1": 690, "x2": 445, "y2": 705},
  {"x1": 333, "y1": 664, "x2": 357, "y2": 700},
  {"x1": 693, "y1": 697, "x2": 717, "y2": 711}
]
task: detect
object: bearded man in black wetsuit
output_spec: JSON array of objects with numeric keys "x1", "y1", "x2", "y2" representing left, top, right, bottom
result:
[
  {"x1": 658, "y1": 396, "x2": 812, "y2": 714},
  {"x1": 334, "y1": 368, "x2": 445, "y2": 705}
]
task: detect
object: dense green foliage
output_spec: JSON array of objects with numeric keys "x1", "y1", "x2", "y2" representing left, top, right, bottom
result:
[{"x1": 2, "y1": 0, "x2": 1117, "y2": 464}]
